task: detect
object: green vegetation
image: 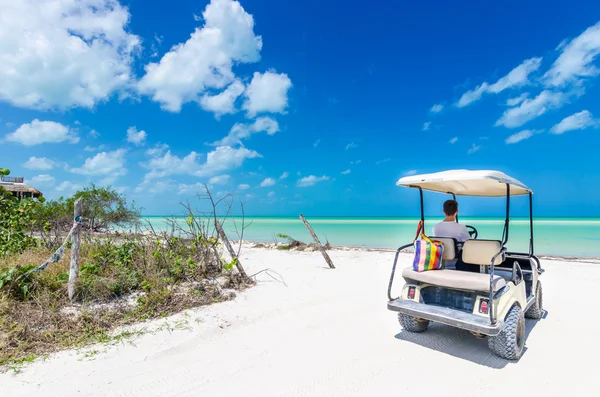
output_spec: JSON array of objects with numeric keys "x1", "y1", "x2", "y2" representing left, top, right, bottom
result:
[{"x1": 0, "y1": 183, "x2": 251, "y2": 369}]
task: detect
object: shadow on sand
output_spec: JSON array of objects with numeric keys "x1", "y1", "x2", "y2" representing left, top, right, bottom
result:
[{"x1": 394, "y1": 310, "x2": 548, "y2": 369}]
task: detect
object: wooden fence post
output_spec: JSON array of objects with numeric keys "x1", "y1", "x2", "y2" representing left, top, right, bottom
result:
[
  {"x1": 215, "y1": 220, "x2": 249, "y2": 279},
  {"x1": 68, "y1": 198, "x2": 83, "y2": 302},
  {"x1": 299, "y1": 214, "x2": 335, "y2": 269}
]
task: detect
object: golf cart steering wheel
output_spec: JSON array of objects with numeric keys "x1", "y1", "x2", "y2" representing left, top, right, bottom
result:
[{"x1": 466, "y1": 225, "x2": 478, "y2": 239}]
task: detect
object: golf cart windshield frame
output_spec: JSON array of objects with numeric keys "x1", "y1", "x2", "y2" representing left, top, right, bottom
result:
[{"x1": 388, "y1": 182, "x2": 537, "y2": 325}]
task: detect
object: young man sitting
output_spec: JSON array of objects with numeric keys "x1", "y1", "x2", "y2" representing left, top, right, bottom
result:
[{"x1": 432, "y1": 200, "x2": 476, "y2": 271}]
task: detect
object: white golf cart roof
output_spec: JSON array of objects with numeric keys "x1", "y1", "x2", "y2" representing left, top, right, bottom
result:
[{"x1": 396, "y1": 169, "x2": 531, "y2": 197}]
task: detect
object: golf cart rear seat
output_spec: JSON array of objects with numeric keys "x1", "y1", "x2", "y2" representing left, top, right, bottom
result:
[{"x1": 402, "y1": 239, "x2": 506, "y2": 292}]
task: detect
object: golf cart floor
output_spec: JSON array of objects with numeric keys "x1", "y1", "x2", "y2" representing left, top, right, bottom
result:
[{"x1": 388, "y1": 299, "x2": 502, "y2": 336}]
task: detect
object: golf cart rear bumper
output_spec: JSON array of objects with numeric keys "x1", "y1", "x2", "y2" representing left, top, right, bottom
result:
[{"x1": 388, "y1": 299, "x2": 502, "y2": 336}]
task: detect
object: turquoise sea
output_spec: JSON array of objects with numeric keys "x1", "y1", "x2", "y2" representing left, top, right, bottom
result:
[{"x1": 138, "y1": 216, "x2": 600, "y2": 259}]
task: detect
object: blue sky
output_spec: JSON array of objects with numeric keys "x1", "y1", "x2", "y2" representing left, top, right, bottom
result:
[{"x1": 1, "y1": 0, "x2": 600, "y2": 217}]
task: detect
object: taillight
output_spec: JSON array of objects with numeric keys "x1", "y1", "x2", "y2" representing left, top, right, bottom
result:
[
  {"x1": 408, "y1": 287, "x2": 416, "y2": 299},
  {"x1": 479, "y1": 299, "x2": 489, "y2": 314}
]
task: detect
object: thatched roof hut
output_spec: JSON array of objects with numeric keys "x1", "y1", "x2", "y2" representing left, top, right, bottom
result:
[{"x1": 0, "y1": 177, "x2": 43, "y2": 200}]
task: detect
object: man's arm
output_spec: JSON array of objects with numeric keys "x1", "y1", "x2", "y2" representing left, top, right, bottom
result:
[{"x1": 459, "y1": 224, "x2": 471, "y2": 242}]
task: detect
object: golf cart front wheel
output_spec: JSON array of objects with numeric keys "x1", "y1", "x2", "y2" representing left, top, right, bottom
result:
[
  {"x1": 398, "y1": 313, "x2": 429, "y2": 333},
  {"x1": 488, "y1": 305, "x2": 525, "y2": 360},
  {"x1": 525, "y1": 282, "x2": 543, "y2": 319}
]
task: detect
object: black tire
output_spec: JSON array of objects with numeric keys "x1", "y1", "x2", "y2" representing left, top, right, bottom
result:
[
  {"x1": 525, "y1": 282, "x2": 543, "y2": 319},
  {"x1": 398, "y1": 313, "x2": 429, "y2": 333},
  {"x1": 488, "y1": 305, "x2": 525, "y2": 360}
]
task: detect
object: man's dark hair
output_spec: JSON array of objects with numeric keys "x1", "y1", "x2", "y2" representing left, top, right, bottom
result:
[{"x1": 443, "y1": 199, "x2": 458, "y2": 216}]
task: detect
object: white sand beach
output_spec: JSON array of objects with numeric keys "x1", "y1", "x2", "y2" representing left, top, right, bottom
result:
[{"x1": 3, "y1": 247, "x2": 600, "y2": 396}]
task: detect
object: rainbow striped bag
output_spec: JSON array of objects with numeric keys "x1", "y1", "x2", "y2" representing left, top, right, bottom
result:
[{"x1": 412, "y1": 221, "x2": 444, "y2": 272}]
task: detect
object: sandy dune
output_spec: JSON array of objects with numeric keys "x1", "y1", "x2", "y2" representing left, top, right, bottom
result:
[{"x1": 3, "y1": 247, "x2": 600, "y2": 396}]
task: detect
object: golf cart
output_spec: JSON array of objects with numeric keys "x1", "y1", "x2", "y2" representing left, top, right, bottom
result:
[{"x1": 387, "y1": 170, "x2": 544, "y2": 360}]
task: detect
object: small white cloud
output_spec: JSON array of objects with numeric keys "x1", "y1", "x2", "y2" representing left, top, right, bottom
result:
[
  {"x1": 279, "y1": 172, "x2": 289, "y2": 179},
  {"x1": 350, "y1": 159, "x2": 362, "y2": 165},
  {"x1": 242, "y1": 70, "x2": 293, "y2": 117},
  {"x1": 550, "y1": 110, "x2": 599, "y2": 134},
  {"x1": 505, "y1": 129, "x2": 543, "y2": 144},
  {"x1": 341, "y1": 169, "x2": 351, "y2": 175},
  {"x1": 506, "y1": 93, "x2": 529, "y2": 106},
  {"x1": 200, "y1": 79, "x2": 245, "y2": 117},
  {"x1": 430, "y1": 104, "x2": 444, "y2": 113},
  {"x1": 213, "y1": 116, "x2": 279, "y2": 146},
  {"x1": 495, "y1": 90, "x2": 568, "y2": 128},
  {"x1": 457, "y1": 57, "x2": 542, "y2": 107},
  {"x1": 422, "y1": 122, "x2": 431, "y2": 131},
  {"x1": 544, "y1": 21, "x2": 600, "y2": 87},
  {"x1": 345, "y1": 142, "x2": 358, "y2": 150},
  {"x1": 89, "y1": 129, "x2": 100, "y2": 138},
  {"x1": 267, "y1": 191, "x2": 276, "y2": 197},
  {"x1": 467, "y1": 144, "x2": 481, "y2": 154},
  {"x1": 84, "y1": 144, "x2": 106, "y2": 152},
  {"x1": 209, "y1": 174, "x2": 231, "y2": 185},
  {"x1": 56, "y1": 181, "x2": 83, "y2": 194},
  {"x1": 404, "y1": 170, "x2": 418, "y2": 176},
  {"x1": 5, "y1": 120, "x2": 78, "y2": 146},
  {"x1": 297, "y1": 175, "x2": 330, "y2": 187},
  {"x1": 127, "y1": 126, "x2": 147, "y2": 146},
  {"x1": 23, "y1": 157, "x2": 56, "y2": 171},
  {"x1": 260, "y1": 177, "x2": 276, "y2": 187},
  {"x1": 143, "y1": 151, "x2": 203, "y2": 180},
  {"x1": 145, "y1": 143, "x2": 169, "y2": 156},
  {"x1": 376, "y1": 158, "x2": 390, "y2": 165},
  {"x1": 449, "y1": 137, "x2": 458, "y2": 144},
  {"x1": 177, "y1": 182, "x2": 204, "y2": 195},
  {"x1": 237, "y1": 183, "x2": 250, "y2": 190},
  {"x1": 30, "y1": 174, "x2": 55, "y2": 186},
  {"x1": 71, "y1": 149, "x2": 127, "y2": 176},
  {"x1": 314, "y1": 139, "x2": 321, "y2": 148},
  {"x1": 74, "y1": 120, "x2": 82, "y2": 125}
]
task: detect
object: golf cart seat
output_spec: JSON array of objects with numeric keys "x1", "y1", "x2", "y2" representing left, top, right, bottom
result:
[
  {"x1": 402, "y1": 240, "x2": 507, "y2": 292},
  {"x1": 430, "y1": 237, "x2": 458, "y2": 260}
]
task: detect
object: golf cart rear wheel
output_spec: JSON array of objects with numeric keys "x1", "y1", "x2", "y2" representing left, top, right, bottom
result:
[
  {"x1": 398, "y1": 313, "x2": 429, "y2": 333},
  {"x1": 525, "y1": 282, "x2": 543, "y2": 319},
  {"x1": 488, "y1": 305, "x2": 525, "y2": 360}
]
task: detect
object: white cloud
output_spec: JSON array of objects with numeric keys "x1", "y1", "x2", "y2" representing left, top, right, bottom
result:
[
  {"x1": 341, "y1": 169, "x2": 351, "y2": 175},
  {"x1": 544, "y1": 22, "x2": 600, "y2": 87},
  {"x1": 5, "y1": 120, "x2": 78, "y2": 146},
  {"x1": 457, "y1": 57, "x2": 542, "y2": 107},
  {"x1": 449, "y1": 137, "x2": 458, "y2": 144},
  {"x1": 89, "y1": 129, "x2": 100, "y2": 138},
  {"x1": 197, "y1": 146, "x2": 261, "y2": 177},
  {"x1": 422, "y1": 122, "x2": 431, "y2": 131},
  {"x1": 71, "y1": 149, "x2": 127, "y2": 176},
  {"x1": 143, "y1": 150, "x2": 203, "y2": 180},
  {"x1": 314, "y1": 139, "x2": 321, "y2": 148},
  {"x1": 550, "y1": 110, "x2": 599, "y2": 134},
  {"x1": 200, "y1": 79, "x2": 245, "y2": 117},
  {"x1": 467, "y1": 144, "x2": 481, "y2": 154},
  {"x1": 345, "y1": 142, "x2": 358, "y2": 150},
  {"x1": 376, "y1": 158, "x2": 390, "y2": 165},
  {"x1": 56, "y1": 181, "x2": 83, "y2": 194},
  {"x1": 145, "y1": 143, "x2": 170, "y2": 156},
  {"x1": 260, "y1": 177, "x2": 276, "y2": 187},
  {"x1": 267, "y1": 191, "x2": 276, "y2": 197},
  {"x1": 242, "y1": 71, "x2": 292, "y2": 117},
  {"x1": 30, "y1": 174, "x2": 56, "y2": 186},
  {"x1": 213, "y1": 116, "x2": 279, "y2": 146},
  {"x1": 237, "y1": 183, "x2": 250, "y2": 190},
  {"x1": 404, "y1": 170, "x2": 418, "y2": 176},
  {"x1": 84, "y1": 145, "x2": 106, "y2": 152},
  {"x1": 23, "y1": 157, "x2": 57, "y2": 171},
  {"x1": 127, "y1": 126, "x2": 147, "y2": 146},
  {"x1": 137, "y1": 0, "x2": 262, "y2": 112},
  {"x1": 209, "y1": 174, "x2": 231, "y2": 185},
  {"x1": 279, "y1": 172, "x2": 289, "y2": 180},
  {"x1": 297, "y1": 175, "x2": 330, "y2": 187},
  {"x1": 506, "y1": 93, "x2": 529, "y2": 106},
  {"x1": 505, "y1": 129, "x2": 543, "y2": 144},
  {"x1": 0, "y1": 0, "x2": 140, "y2": 110},
  {"x1": 350, "y1": 160, "x2": 362, "y2": 165},
  {"x1": 430, "y1": 104, "x2": 444, "y2": 113},
  {"x1": 495, "y1": 90, "x2": 568, "y2": 128}
]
